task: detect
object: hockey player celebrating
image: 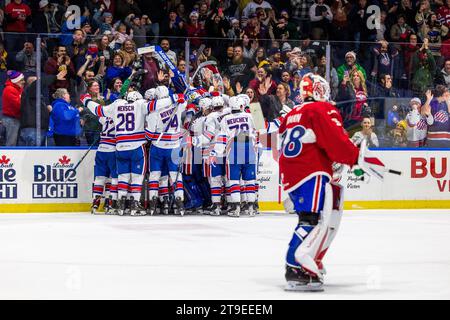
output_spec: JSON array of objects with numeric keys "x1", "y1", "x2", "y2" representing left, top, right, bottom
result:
[
  {"x1": 276, "y1": 73, "x2": 382, "y2": 291},
  {"x1": 81, "y1": 89, "x2": 181, "y2": 216},
  {"x1": 91, "y1": 116, "x2": 118, "y2": 214},
  {"x1": 145, "y1": 85, "x2": 188, "y2": 216},
  {"x1": 193, "y1": 94, "x2": 229, "y2": 216},
  {"x1": 214, "y1": 96, "x2": 258, "y2": 217}
]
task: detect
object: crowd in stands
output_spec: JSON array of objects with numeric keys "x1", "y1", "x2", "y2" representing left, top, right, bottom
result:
[{"x1": 0, "y1": 0, "x2": 448, "y2": 148}]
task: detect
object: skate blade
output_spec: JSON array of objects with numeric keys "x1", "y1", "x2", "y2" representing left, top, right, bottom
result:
[{"x1": 285, "y1": 281, "x2": 324, "y2": 292}]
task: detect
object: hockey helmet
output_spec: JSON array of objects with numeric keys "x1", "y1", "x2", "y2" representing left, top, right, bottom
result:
[
  {"x1": 230, "y1": 96, "x2": 246, "y2": 112},
  {"x1": 211, "y1": 95, "x2": 224, "y2": 109},
  {"x1": 125, "y1": 90, "x2": 143, "y2": 102},
  {"x1": 145, "y1": 88, "x2": 157, "y2": 100},
  {"x1": 300, "y1": 73, "x2": 330, "y2": 102},
  {"x1": 198, "y1": 97, "x2": 212, "y2": 111},
  {"x1": 155, "y1": 85, "x2": 170, "y2": 99},
  {"x1": 237, "y1": 94, "x2": 251, "y2": 108}
]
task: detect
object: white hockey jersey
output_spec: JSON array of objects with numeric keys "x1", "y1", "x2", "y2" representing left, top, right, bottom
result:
[
  {"x1": 97, "y1": 117, "x2": 116, "y2": 153},
  {"x1": 86, "y1": 98, "x2": 164, "y2": 151},
  {"x1": 215, "y1": 111, "x2": 258, "y2": 156},
  {"x1": 196, "y1": 107, "x2": 231, "y2": 149},
  {"x1": 144, "y1": 97, "x2": 188, "y2": 149}
]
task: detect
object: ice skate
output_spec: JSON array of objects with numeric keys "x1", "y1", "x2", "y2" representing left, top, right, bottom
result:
[
  {"x1": 91, "y1": 195, "x2": 102, "y2": 214},
  {"x1": 240, "y1": 202, "x2": 249, "y2": 215},
  {"x1": 208, "y1": 203, "x2": 221, "y2": 216},
  {"x1": 284, "y1": 266, "x2": 324, "y2": 292},
  {"x1": 174, "y1": 197, "x2": 185, "y2": 216},
  {"x1": 248, "y1": 202, "x2": 256, "y2": 217},
  {"x1": 106, "y1": 199, "x2": 118, "y2": 215},
  {"x1": 227, "y1": 203, "x2": 240, "y2": 217},
  {"x1": 104, "y1": 196, "x2": 113, "y2": 214},
  {"x1": 146, "y1": 196, "x2": 158, "y2": 216},
  {"x1": 162, "y1": 196, "x2": 170, "y2": 215},
  {"x1": 117, "y1": 196, "x2": 127, "y2": 216},
  {"x1": 130, "y1": 196, "x2": 147, "y2": 216},
  {"x1": 124, "y1": 198, "x2": 131, "y2": 215}
]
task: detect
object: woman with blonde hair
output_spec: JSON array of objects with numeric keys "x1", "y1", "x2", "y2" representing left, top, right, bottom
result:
[
  {"x1": 117, "y1": 39, "x2": 137, "y2": 67},
  {"x1": 336, "y1": 69, "x2": 370, "y2": 127}
]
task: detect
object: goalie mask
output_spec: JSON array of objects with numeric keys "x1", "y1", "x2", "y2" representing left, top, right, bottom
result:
[
  {"x1": 155, "y1": 85, "x2": 170, "y2": 99},
  {"x1": 300, "y1": 73, "x2": 330, "y2": 102},
  {"x1": 125, "y1": 91, "x2": 143, "y2": 102}
]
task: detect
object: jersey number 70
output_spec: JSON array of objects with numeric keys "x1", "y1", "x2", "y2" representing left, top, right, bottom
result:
[{"x1": 281, "y1": 125, "x2": 306, "y2": 158}]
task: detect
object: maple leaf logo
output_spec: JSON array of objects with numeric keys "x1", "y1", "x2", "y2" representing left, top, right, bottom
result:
[
  {"x1": 59, "y1": 155, "x2": 71, "y2": 165},
  {"x1": 0, "y1": 155, "x2": 10, "y2": 165}
]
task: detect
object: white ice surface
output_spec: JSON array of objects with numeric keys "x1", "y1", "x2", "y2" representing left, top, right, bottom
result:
[{"x1": 0, "y1": 210, "x2": 449, "y2": 300}]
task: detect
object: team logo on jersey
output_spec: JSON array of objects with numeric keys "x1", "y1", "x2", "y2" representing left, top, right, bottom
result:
[
  {"x1": 0, "y1": 155, "x2": 17, "y2": 199},
  {"x1": 32, "y1": 155, "x2": 78, "y2": 199}
]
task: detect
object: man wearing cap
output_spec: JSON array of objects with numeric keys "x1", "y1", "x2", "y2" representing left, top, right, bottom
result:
[
  {"x1": 336, "y1": 51, "x2": 367, "y2": 83},
  {"x1": 1, "y1": 70, "x2": 25, "y2": 146}
]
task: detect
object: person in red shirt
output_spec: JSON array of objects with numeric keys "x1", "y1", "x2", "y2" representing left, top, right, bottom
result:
[
  {"x1": 1, "y1": 70, "x2": 25, "y2": 146},
  {"x1": 4, "y1": 0, "x2": 31, "y2": 52},
  {"x1": 184, "y1": 11, "x2": 206, "y2": 49}
]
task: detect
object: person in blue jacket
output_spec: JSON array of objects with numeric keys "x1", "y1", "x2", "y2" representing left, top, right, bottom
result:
[{"x1": 50, "y1": 88, "x2": 82, "y2": 146}]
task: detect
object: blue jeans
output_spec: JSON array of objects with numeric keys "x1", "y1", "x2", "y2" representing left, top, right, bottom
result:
[
  {"x1": 1, "y1": 116, "x2": 20, "y2": 146},
  {"x1": 18, "y1": 128, "x2": 47, "y2": 146}
]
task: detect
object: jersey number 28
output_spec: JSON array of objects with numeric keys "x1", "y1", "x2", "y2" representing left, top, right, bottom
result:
[{"x1": 281, "y1": 125, "x2": 306, "y2": 158}]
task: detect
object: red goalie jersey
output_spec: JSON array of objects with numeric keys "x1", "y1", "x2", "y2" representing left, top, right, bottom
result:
[{"x1": 279, "y1": 101, "x2": 359, "y2": 192}]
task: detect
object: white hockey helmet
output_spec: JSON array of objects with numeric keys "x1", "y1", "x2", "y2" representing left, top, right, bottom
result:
[
  {"x1": 211, "y1": 96, "x2": 224, "y2": 110},
  {"x1": 300, "y1": 73, "x2": 330, "y2": 102},
  {"x1": 125, "y1": 90, "x2": 143, "y2": 102},
  {"x1": 230, "y1": 96, "x2": 246, "y2": 112},
  {"x1": 237, "y1": 94, "x2": 251, "y2": 108},
  {"x1": 145, "y1": 88, "x2": 157, "y2": 100},
  {"x1": 155, "y1": 85, "x2": 170, "y2": 99},
  {"x1": 198, "y1": 97, "x2": 212, "y2": 111}
]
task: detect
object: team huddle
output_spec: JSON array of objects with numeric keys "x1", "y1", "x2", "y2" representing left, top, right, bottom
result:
[
  {"x1": 81, "y1": 72, "x2": 385, "y2": 292},
  {"x1": 81, "y1": 85, "x2": 259, "y2": 218}
]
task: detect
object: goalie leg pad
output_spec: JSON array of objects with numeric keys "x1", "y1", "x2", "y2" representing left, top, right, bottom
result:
[
  {"x1": 295, "y1": 182, "x2": 342, "y2": 279},
  {"x1": 286, "y1": 212, "x2": 319, "y2": 269}
]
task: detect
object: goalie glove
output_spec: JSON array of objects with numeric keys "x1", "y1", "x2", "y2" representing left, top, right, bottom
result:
[{"x1": 354, "y1": 138, "x2": 386, "y2": 181}]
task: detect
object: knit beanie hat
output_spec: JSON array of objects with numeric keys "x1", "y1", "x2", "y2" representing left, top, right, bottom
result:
[{"x1": 7, "y1": 70, "x2": 24, "y2": 84}]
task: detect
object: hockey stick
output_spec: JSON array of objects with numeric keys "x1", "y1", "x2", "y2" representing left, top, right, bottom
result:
[{"x1": 65, "y1": 135, "x2": 100, "y2": 183}]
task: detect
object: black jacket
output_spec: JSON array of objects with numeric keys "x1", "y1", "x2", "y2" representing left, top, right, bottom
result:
[{"x1": 20, "y1": 75, "x2": 56, "y2": 130}]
